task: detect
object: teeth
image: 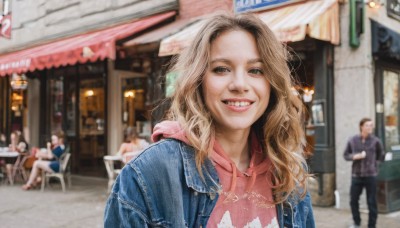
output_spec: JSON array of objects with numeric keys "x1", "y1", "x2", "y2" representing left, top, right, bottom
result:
[{"x1": 226, "y1": 101, "x2": 251, "y2": 107}]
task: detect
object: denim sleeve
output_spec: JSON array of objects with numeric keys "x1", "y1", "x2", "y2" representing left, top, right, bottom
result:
[
  {"x1": 104, "y1": 192, "x2": 149, "y2": 227},
  {"x1": 104, "y1": 166, "x2": 151, "y2": 227},
  {"x1": 304, "y1": 191, "x2": 315, "y2": 228},
  {"x1": 297, "y1": 191, "x2": 315, "y2": 228}
]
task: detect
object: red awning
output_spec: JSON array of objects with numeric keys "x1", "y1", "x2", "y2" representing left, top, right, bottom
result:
[{"x1": 0, "y1": 11, "x2": 175, "y2": 77}]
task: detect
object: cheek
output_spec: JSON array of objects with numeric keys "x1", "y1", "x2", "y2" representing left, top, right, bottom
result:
[
  {"x1": 258, "y1": 81, "x2": 271, "y2": 103},
  {"x1": 202, "y1": 78, "x2": 220, "y2": 105}
]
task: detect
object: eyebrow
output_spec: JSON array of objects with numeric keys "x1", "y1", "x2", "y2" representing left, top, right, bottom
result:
[{"x1": 210, "y1": 58, "x2": 263, "y2": 64}]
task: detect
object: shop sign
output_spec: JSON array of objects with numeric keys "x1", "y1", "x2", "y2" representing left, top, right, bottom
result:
[
  {"x1": 0, "y1": 58, "x2": 31, "y2": 71},
  {"x1": 387, "y1": 0, "x2": 400, "y2": 21},
  {"x1": 371, "y1": 20, "x2": 400, "y2": 61},
  {"x1": 234, "y1": 0, "x2": 304, "y2": 13},
  {"x1": 0, "y1": 14, "x2": 11, "y2": 39}
]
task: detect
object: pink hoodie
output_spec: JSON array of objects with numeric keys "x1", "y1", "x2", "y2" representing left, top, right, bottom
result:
[{"x1": 152, "y1": 121, "x2": 277, "y2": 227}]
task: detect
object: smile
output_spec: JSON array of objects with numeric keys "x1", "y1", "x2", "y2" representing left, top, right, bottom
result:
[{"x1": 224, "y1": 101, "x2": 252, "y2": 107}]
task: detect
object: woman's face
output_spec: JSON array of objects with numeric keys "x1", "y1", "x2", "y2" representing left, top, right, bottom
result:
[
  {"x1": 51, "y1": 135, "x2": 59, "y2": 145},
  {"x1": 202, "y1": 30, "x2": 271, "y2": 135},
  {"x1": 10, "y1": 133, "x2": 17, "y2": 143}
]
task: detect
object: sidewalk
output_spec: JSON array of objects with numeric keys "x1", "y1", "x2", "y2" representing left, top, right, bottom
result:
[
  {"x1": 0, "y1": 176, "x2": 108, "y2": 228},
  {"x1": 1, "y1": 176, "x2": 399, "y2": 227},
  {"x1": 314, "y1": 205, "x2": 400, "y2": 228}
]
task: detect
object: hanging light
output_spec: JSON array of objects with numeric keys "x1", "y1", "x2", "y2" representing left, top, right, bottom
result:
[
  {"x1": 85, "y1": 89, "x2": 94, "y2": 97},
  {"x1": 124, "y1": 90, "x2": 135, "y2": 98},
  {"x1": 367, "y1": 0, "x2": 383, "y2": 9},
  {"x1": 10, "y1": 73, "x2": 28, "y2": 90}
]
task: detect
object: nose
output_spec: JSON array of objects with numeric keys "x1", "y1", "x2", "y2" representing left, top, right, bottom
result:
[{"x1": 229, "y1": 70, "x2": 249, "y2": 93}]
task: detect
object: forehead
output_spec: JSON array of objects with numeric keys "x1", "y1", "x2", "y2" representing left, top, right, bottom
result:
[
  {"x1": 362, "y1": 121, "x2": 373, "y2": 126},
  {"x1": 209, "y1": 29, "x2": 259, "y2": 58}
]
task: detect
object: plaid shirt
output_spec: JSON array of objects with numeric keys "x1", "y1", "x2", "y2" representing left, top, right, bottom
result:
[{"x1": 343, "y1": 134, "x2": 385, "y2": 177}]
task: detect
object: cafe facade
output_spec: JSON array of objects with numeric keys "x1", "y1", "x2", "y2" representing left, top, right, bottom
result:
[{"x1": 0, "y1": 0, "x2": 179, "y2": 176}]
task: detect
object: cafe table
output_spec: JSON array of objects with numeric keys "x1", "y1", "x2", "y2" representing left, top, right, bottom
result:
[{"x1": 0, "y1": 148, "x2": 19, "y2": 185}]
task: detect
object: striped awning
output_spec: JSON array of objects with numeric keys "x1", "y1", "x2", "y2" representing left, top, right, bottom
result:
[
  {"x1": 258, "y1": 0, "x2": 339, "y2": 44},
  {"x1": 159, "y1": 0, "x2": 339, "y2": 56},
  {"x1": 0, "y1": 11, "x2": 176, "y2": 76},
  {"x1": 158, "y1": 19, "x2": 207, "y2": 56}
]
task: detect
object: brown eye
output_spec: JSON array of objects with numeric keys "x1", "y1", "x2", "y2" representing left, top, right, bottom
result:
[
  {"x1": 212, "y1": 66, "x2": 230, "y2": 74},
  {"x1": 249, "y1": 68, "x2": 264, "y2": 75}
]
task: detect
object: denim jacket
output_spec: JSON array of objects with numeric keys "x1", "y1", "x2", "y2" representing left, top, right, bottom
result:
[{"x1": 104, "y1": 139, "x2": 315, "y2": 227}]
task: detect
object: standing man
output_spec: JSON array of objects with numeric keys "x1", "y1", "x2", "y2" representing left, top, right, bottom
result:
[{"x1": 344, "y1": 118, "x2": 385, "y2": 228}]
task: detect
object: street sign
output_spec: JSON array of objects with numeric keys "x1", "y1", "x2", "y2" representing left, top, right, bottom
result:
[
  {"x1": 234, "y1": 0, "x2": 304, "y2": 13},
  {"x1": 0, "y1": 14, "x2": 11, "y2": 39}
]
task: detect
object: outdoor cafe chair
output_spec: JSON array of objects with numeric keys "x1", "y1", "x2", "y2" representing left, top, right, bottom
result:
[
  {"x1": 41, "y1": 149, "x2": 71, "y2": 192},
  {"x1": 104, "y1": 155, "x2": 122, "y2": 193},
  {"x1": 11, "y1": 154, "x2": 29, "y2": 184}
]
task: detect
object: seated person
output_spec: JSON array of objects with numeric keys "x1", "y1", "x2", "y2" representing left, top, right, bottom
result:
[
  {"x1": 5, "y1": 131, "x2": 29, "y2": 183},
  {"x1": 0, "y1": 132, "x2": 6, "y2": 147},
  {"x1": 22, "y1": 132, "x2": 65, "y2": 190},
  {"x1": 116, "y1": 127, "x2": 149, "y2": 163}
]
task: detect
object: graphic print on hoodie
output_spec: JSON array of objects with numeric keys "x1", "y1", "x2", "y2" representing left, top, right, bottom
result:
[{"x1": 152, "y1": 121, "x2": 278, "y2": 228}]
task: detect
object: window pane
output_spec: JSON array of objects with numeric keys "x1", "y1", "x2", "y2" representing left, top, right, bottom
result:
[
  {"x1": 383, "y1": 70, "x2": 400, "y2": 150},
  {"x1": 49, "y1": 78, "x2": 64, "y2": 134}
]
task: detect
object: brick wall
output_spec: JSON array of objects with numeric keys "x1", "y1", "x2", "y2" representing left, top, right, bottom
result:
[{"x1": 179, "y1": 0, "x2": 233, "y2": 19}]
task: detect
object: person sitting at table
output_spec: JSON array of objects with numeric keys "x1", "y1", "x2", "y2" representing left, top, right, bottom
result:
[
  {"x1": 22, "y1": 132, "x2": 65, "y2": 190},
  {"x1": 5, "y1": 131, "x2": 29, "y2": 184},
  {"x1": 116, "y1": 127, "x2": 149, "y2": 163},
  {"x1": 8, "y1": 131, "x2": 28, "y2": 154},
  {"x1": 0, "y1": 132, "x2": 6, "y2": 147}
]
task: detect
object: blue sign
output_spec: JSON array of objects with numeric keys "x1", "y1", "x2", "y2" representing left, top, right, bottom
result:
[{"x1": 234, "y1": 0, "x2": 303, "y2": 13}]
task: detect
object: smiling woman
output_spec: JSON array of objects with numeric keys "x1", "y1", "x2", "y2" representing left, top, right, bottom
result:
[
  {"x1": 105, "y1": 13, "x2": 314, "y2": 228},
  {"x1": 202, "y1": 30, "x2": 271, "y2": 142}
]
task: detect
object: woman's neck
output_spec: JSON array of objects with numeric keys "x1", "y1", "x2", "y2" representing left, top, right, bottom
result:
[{"x1": 215, "y1": 130, "x2": 250, "y2": 172}]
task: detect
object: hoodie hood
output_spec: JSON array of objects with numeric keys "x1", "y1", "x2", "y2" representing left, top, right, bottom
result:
[
  {"x1": 151, "y1": 120, "x2": 190, "y2": 145},
  {"x1": 151, "y1": 121, "x2": 271, "y2": 193}
]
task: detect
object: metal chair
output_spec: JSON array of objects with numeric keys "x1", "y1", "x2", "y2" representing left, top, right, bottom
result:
[{"x1": 41, "y1": 150, "x2": 71, "y2": 192}]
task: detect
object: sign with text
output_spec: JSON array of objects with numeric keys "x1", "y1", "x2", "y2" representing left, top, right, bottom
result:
[
  {"x1": 0, "y1": 14, "x2": 11, "y2": 39},
  {"x1": 387, "y1": 0, "x2": 400, "y2": 21},
  {"x1": 234, "y1": 0, "x2": 304, "y2": 13}
]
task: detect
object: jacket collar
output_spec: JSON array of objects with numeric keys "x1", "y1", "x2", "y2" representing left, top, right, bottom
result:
[{"x1": 179, "y1": 141, "x2": 221, "y2": 194}]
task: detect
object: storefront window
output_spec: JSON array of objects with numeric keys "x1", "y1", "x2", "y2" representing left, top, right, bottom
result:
[
  {"x1": 66, "y1": 81, "x2": 76, "y2": 137},
  {"x1": 122, "y1": 77, "x2": 150, "y2": 139},
  {"x1": 384, "y1": 70, "x2": 400, "y2": 150},
  {"x1": 49, "y1": 77, "x2": 64, "y2": 134},
  {"x1": 78, "y1": 78, "x2": 106, "y2": 169},
  {"x1": 79, "y1": 79, "x2": 105, "y2": 134}
]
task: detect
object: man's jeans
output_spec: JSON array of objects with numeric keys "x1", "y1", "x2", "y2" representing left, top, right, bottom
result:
[{"x1": 350, "y1": 176, "x2": 378, "y2": 228}]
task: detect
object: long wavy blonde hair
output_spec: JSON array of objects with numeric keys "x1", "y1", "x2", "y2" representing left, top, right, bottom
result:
[{"x1": 168, "y1": 13, "x2": 308, "y2": 203}]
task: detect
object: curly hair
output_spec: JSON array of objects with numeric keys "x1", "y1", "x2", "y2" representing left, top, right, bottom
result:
[{"x1": 168, "y1": 13, "x2": 309, "y2": 203}]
